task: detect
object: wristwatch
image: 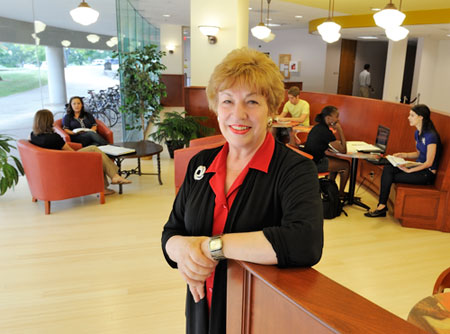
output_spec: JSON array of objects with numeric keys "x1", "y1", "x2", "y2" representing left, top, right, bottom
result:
[{"x1": 208, "y1": 235, "x2": 226, "y2": 261}]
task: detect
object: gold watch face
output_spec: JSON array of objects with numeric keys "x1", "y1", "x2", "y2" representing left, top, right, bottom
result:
[{"x1": 210, "y1": 238, "x2": 222, "y2": 251}]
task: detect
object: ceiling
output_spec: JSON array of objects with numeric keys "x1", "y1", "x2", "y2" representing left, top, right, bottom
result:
[{"x1": 1, "y1": 0, "x2": 449, "y2": 41}]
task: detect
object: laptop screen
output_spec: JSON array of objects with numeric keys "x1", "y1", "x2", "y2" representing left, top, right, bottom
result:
[{"x1": 375, "y1": 125, "x2": 390, "y2": 152}]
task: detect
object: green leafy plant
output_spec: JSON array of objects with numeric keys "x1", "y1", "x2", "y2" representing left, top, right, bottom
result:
[
  {"x1": 150, "y1": 111, "x2": 214, "y2": 157},
  {"x1": 0, "y1": 135, "x2": 24, "y2": 195},
  {"x1": 115, "y1": 45, "x2": 167, "y2": 140}
]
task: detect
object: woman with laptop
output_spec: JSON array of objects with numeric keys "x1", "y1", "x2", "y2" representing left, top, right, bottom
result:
[
  {"x1": 365, "y1": 104, "x2": 441, "y2": 218},
  {"x1": 303, "y1": 105, "x2": 350, "y2": 197}
]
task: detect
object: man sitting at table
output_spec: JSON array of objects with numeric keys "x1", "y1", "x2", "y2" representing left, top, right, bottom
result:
[{"x1": 276, "y1": 86, "x2": 310, "y2": 126}]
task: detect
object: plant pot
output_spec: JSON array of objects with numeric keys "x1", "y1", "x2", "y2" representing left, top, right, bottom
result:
[{"x1": 166, "y1": 140, "x2": 185, "y2": 159}]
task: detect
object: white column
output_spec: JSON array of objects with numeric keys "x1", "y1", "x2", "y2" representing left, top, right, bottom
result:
[
  {"x1": 411, "y1": 37, "x2": 439, "y2": 106},
  {"x1": 45, "y1": 46, "x2": 67, "y2": 105},
  {"x1": 382, "y1": 38, "x2": 408, "y2": 102},
  {"x1": 190, "y1": 0, "x2": 249, "y2": 86}
]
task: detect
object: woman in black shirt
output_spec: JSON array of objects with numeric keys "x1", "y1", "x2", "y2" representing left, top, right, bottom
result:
[
  {"x1": 62, "y1": 96, "x2": 109, "y2": 147},
  {"x1": 304, "y1": 106, "x2": 350, "y2": 196},
  {"x1": 162, "y1": 47, "x2": 323, "y2": 334}
]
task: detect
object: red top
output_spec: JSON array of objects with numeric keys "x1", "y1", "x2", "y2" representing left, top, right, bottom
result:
[{"x1": 205, "y1": 132, "x2": 275, "y2": 309}]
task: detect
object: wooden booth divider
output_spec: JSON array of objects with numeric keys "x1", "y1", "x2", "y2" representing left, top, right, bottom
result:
[{"x1": 227, "y1": 260, "x2": 427, "y2": 334}]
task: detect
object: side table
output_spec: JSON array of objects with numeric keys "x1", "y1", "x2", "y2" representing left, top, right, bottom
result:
[{"x1": 113, "y1": 141, "x2": 163, "y2": 194}]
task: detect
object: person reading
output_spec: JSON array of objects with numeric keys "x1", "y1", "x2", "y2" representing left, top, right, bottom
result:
[
  {"x1": 276, "y1": 86, "x2": 310, "y2": 126},
  {"x1": 365, "y1": 104, "x2": 441, "y2": 217},
  {"x1": 31, "y1": 109, "x2": 131, "y2": 195},
  {"x1": 161, "y1": 47, "x2": 323, "y2": 334},
  {"x1": 62, "y1": 96, "x2": 109, "y2": 147}
]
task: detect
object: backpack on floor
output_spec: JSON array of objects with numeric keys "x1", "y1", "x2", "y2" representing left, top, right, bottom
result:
[{"x1": 319, "y1": 178, "x2": 343, "y2": 219}]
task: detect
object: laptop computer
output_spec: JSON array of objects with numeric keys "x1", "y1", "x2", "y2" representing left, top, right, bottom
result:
[{"x1": 356, "y1": 125, "x2": 390, "y2": 154}]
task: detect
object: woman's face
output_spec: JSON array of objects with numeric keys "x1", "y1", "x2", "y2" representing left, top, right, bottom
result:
[
  {"x1": 408, "y1": 110, "x2": 422, "y2": 128},
  {"x1": 325, "y1": 111, "x2": 339, "y2": 126},
  {"x1": 217, "y1": 86, "x2": 269, "y2": 153},
  {"x1": 71, "y1": 98, "x2": 83, "y2": 114}
]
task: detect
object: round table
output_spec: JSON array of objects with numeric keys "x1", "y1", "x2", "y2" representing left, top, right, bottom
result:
[{"x1": 113, "y1": 141, "x2": 163, "y2": 194}]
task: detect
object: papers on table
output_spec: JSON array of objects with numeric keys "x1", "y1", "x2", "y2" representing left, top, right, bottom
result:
[
  {"x1": 98, "y1": 145, "x2": 136, "y2": 156},
  {"x1": 346, "y1": 141, "x2": 383, "y2": 154}
]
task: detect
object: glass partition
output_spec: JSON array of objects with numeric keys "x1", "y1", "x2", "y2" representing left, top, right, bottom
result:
[
  {"x1": 116, "y1": 0, "x2": 160, "y2": 141},
  {"x1": 0, "y1": 0, "x2": 159, "y2": 143}
]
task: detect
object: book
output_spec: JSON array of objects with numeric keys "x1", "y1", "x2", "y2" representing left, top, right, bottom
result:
[
  {"x1": 98, "y1": 145, "x2": 136, "y2": 156},
  {"x1": 386, "y1": 155, "x2": 421, "y2": 168},
  {"x1": 73, "y1": 128, "x2": 95, "y2": 134}
]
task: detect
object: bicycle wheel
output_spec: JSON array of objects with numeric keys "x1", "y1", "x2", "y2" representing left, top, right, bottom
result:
[
  {"x1": 97, "y1": 109, "x2": 119, "y2": 128},
  {"x1": 105, "y1": 108, "x2": 120, "y2": 127}
]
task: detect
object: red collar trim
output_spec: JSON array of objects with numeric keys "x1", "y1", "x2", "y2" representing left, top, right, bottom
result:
[{"x1": 206, "y1": 132, "x2": 274, "y2": 174}]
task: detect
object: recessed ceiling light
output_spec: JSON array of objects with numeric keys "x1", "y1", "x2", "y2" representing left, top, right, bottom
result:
[
  {"x1": 447, "y1": 34, "x2": 450, "y2": 37},
  {"x1": 162, "y1": 14, "x2": 170, "y2": 17},
  {"x1": 371, "y1": 7, "x2": 381, "y2": 11},
  {"x1": 358, "y1": 36, "x2": 378, "y2": 39},
  {"x1": 295, "y1": 15, "x2": 303, "y2": 19},
  {"x1": 267, "y1": 23, "x2": 280, "y2": 27},
  {"x1": 249, "y1": 7, "x2": 252, "y2": 10},
  {"x1": 268, "y1": 18, "x2": 272, "y2": 21}
]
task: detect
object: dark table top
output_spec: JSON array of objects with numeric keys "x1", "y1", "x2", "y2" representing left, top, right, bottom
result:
[{"x1": 114, "y1": 140, "x2": 163, "y2": 158}]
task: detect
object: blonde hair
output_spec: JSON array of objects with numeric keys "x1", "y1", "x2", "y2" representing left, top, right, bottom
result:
[
  {"x1": 206, "y1": 47, "x2": 285, "y2": 115},
  {"x1": 32, "y1": 109, "x2": 54, "y2": 135}
]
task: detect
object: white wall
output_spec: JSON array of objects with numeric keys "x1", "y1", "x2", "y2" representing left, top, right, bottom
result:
[
  {"x1": 323, "y1": 40, "x2": 341, "y2": 94},
  {"x1": 382, "y1": 38, "x2": 408, "y2": 102},
  {"x1": 430, "y1": 40, "x2": 450, "y2": 113},
  {"x1": 190, "y1": 0, "x2": 249, "y2": 86},
  {"x1": 160, "y1": 24, "x2": 183, "y2": 75},
  {"x1": 249, "y1": 28, "x2": 327, "y2": 92},
  {"x1": 412, "y1": 37, "x2": 438, "y2": 109}
]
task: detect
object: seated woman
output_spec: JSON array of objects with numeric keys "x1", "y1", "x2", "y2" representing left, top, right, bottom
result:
[
  {"x1": 31, "y1": 109, "x2": 131, "y2": 195},
  {"x1": 365, "y1": 104, "x2": 441, "y2": 217},
  {"x1": 161, "y1": 47, "x2": 323, "y2": 334},
  {"x1": 62, "y1": 96, "x2": 109, "y2": 147},
  {"x1": 303, "y1": 106, "x2": 350, "y2": 197}
]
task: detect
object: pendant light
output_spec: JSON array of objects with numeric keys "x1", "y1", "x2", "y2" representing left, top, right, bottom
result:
[
  {"x1": 373, "y1": 1, "x2": 405, "y2": 29},
  {"x1": 385, "y1": 26, "x2": 409, "y2": 41},
  {"x1": 70, "y1": 0, "x2": 99, "y2": 26},
  {"x1": 317, "y1": 0, "x2": 341, "y2": 43},
  {"x1": 251, "y1": 0, "x2": 271, "y2": 40}
]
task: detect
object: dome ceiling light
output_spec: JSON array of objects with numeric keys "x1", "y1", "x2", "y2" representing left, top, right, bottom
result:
[
  {"x1": 373, "y1": 0, "x2": 405, "y2": 30},
  {"x1": 317, "y1": 0, "x2": 341, "y2": 44},
  {"x1": 251, "y1": 0, "x2": 271, "y2": 40},
  {"x1": 70, "y1": 1, "x2": 99, "y2": 26}
]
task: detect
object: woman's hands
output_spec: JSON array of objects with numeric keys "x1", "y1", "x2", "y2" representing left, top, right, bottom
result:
[
  {"x1": 393, "y1": 152, "x2": 407, "y2": 158},
  {"x1": 166, "y1": 236, "x2": 217, "y2": 303}
]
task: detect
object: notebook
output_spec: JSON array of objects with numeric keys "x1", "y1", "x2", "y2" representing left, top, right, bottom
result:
[
  {"x1": 98, "y1": 145, "x2": 136, "y2": 156},
  {"x1": 355, "y1": 125, "x2": 390, "y2": 153}
]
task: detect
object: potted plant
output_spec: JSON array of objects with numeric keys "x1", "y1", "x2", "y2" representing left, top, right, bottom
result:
[
  {"x1": 115, "y1": 44, "x2": 167, "y2": 140},
  {"x1": 0, "y1": 135, "x2": 24, "y2": 195},
  {"x1": 150, "y1": 111, "x2": 215, "y2": 158}
]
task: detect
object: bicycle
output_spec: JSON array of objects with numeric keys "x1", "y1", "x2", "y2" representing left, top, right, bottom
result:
[{"x1": 84, "y1": 87, "x2": 121, "y2": 127}]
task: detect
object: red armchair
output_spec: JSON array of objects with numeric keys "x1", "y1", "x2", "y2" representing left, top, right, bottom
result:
[
  {"x1": 17, "y1": 140, "x2": 106, "y2": 214},
  {"x1": 53, "y1": 118, "x2": 114, "y2": 144}
]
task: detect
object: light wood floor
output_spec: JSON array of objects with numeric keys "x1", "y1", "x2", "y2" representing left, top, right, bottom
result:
[{"x1": 1, "y1": 151, "x2": 449, "y2": 333}]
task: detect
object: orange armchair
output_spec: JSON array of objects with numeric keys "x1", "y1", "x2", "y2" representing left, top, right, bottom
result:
[
  {"x1": 433, "y1": 267, "x2": 450, "y2": 294},
  {"x1": 17, "y1": 140, "x2": 105, "y2": 214},
  {"x1": 53, "y1": 118, "x2": 114, "y2": 144}
]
